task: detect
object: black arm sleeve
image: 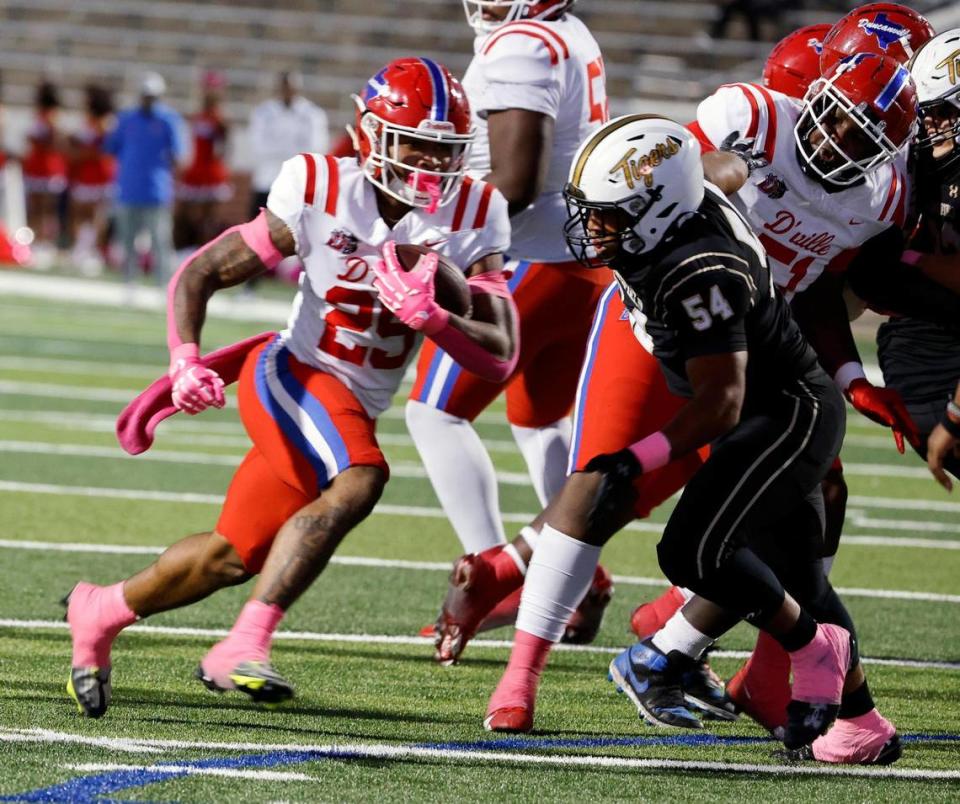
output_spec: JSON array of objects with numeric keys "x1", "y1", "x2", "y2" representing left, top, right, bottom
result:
[{"x1": 848, "y1": 252, "x2": 960, "y2": 326}]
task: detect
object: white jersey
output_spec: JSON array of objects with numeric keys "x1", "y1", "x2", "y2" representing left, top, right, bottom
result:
[
  {"x1": 267, "y1": 154, "x2": 510, "y2": 416},
  {"x1": 463, "y1": 13, "x2": 607, "y2": 262},
  {"x1": 696, "y1": 83, "x2": 910, "y2": 299}
]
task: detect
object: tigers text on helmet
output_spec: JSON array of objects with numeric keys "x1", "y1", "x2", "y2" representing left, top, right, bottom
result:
[
  {"x1": 462, "y1": 0, "x2": 574, "y2": 35},
  {"x1": 820, "y1": 3, "x2": 935, "y2": 71},
  {"x1": 562, "y1": 114, "x2": 704, "y2": 267},
  {"x1": 353, "y1": 58, "x2": 474, "y2": 212},
  {"x1": 794, "y1": 51, "x2": 918, "y2": 187},
  {"x1": 908, "y1": 28, "x2": 960, "y2": 179},
  {"x1": 763, "y1": 24, "x2": 833, "y2": 99}
]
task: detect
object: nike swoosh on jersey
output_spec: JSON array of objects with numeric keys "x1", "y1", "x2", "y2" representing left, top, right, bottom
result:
[{"x1": 849, "y1": 219, "x2": 864, "y2": 225}]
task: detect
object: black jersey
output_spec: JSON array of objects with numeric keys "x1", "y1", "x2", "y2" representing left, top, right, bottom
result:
[
  {"x1": 615, "y1": 184, "x2": 822, "y2": 411},
  {"x1": 877, "y1": 170, "x2": 960, "y2": 403}
]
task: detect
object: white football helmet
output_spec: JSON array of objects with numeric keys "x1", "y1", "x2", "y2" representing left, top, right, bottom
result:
[
  {"x1": 909, "y1": 28, "x2": 960, "y2": 178},
  {"x1": 563, "y1": 114, "x2": 705, "y2": 266},
  {"x1": 462, "y1": 0, "x2": 574, "y2": 35}
]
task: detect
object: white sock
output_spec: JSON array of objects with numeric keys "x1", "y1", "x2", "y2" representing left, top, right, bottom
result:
[
  {"x1": 511, "y1": 419, "x2": 572, "y2": 507},
  {"x1": 405, "y1": 400, "x2": 506, "y2": 552},
  {"x1": 651, "y1": 610, "x2": 714, "y2": 660},
  {"x1": 679, "y1": 587, "x2": 695, "y2": 602},
  {"x1": 515, "y1": 523, "x2": 600, "y2": 642}
]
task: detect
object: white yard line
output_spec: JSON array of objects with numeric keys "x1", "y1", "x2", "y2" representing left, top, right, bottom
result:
[
  {"x1": 0, "y1": 621, "x2": 957, "y2": 671},
  {"x1": 0, "y1": 271, "x2": 289, "y2": 323},
  {"x1": 1, "y1": 728, "x2": 958, "y2": 780},
  {"x1": 1, "y1": 538, "x2": 958, "y2": 604},
  {"x1": 0, "y1": 356, "x2": 158, "y2": 376},
  {"x1": 63, "y1": 762, "x2": 313, "y2": 782}
]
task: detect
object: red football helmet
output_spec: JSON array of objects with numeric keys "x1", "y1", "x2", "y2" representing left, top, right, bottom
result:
[
  {"x1": 763, "y1": 24, "x2": 833, "y2": 99},
  {"x1": 462, "y1": 0, "x2": 574, "y2": 35},
  {"x1": 820, "y1": 3, "x2": 935, "y2": 71},
  {"x1": 354, "y1": 58, "x2": 474, "y2": 211},
  {"x1": 794, "y1": 52, "x2": 918, "y2": 186}
]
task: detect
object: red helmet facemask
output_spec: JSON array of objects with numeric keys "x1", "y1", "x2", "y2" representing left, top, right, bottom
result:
[
  {"x1": 763, "y1": 24, "x2": 833, "y2": 99},
  {"x1": 794, "y1": 52, "x2": 918, "y2": 186},
  {"x1": 820, "y1": 3, "x2": 935, "y2": 71},
  {"x1": 354, "y1": 58, "x2": 474, "y2": 212}
]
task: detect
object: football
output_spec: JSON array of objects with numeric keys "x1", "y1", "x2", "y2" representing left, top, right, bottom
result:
[{"x1": 393, "y1": 243, "x2": 472, "y2": 319}]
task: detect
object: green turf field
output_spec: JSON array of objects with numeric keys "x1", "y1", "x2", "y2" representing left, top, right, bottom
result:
[{"x1": 1, "y1": 288, "x2": 958, "y2": 802}]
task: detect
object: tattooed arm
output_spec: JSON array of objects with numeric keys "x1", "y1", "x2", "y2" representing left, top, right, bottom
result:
[{"x1": 169, "y1": 209, "x2": 296, "y2": 347}]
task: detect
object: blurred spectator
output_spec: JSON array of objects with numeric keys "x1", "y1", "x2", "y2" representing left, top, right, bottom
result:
[
  {"x1": 710, "y1": 0, "x2": 786, "y2": 41},
  {"x1": 68, "y1": 84, "x2": 116, "y2": 274},
  {"x1": 22, "y1": 80, "x2": 68, "y2": 260},
  {"x1": 106, "y1": 71, "x2": 184, "y2": 288},
  {"x1": 175, "y1": 70, "x2": 231, "y2": 252},
  {"x1": 247, "y1": 70, "x2": 328, "y2": 218}
]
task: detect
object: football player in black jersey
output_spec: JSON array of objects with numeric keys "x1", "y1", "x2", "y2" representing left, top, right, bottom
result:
[
  {"x1": 864, "y1": 29, "x2": 960, "y2": 483},
  {"x1": 485, "y1": 113, "x2": 860, "y2": 751}
]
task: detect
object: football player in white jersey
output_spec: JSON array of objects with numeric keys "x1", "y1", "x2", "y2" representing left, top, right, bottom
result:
[
  {"x1": 63, "y1": 58, "x2": 518, "y2": 718},
  {"x1": 406, "y1": 0, "x2": 617, "y2": 655}
]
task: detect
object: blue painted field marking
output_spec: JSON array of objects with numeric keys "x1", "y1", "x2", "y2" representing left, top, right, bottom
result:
[{"x1": 4, "y1": 733, "x2": 960, "y2": 801}]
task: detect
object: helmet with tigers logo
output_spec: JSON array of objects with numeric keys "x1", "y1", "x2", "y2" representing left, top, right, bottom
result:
[{"x1": 908, "y1": 28, "x2": 960, "y2": 179}]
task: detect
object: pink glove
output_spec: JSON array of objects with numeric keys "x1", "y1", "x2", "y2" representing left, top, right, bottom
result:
[
  {"x1": 373, "y1": 241, "x2": 450, "y2": 335},
  {"x1": 169, "y1": 343, "x2": 226, "y2": 415}
]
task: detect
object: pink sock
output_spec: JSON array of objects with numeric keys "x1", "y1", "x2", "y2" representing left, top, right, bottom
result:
[
  {"x1": 789, "y1": 623, "x2": 850, "y2": 705},
  {"x1": 225, "y1": 600, "x2": 286, "y2": 657},
  {"x1": 68, "y1": 581, "x2": 137, "y2": 668},
  {"x1": 486, "y1": 629, "x2": 553, "y2": 715}
]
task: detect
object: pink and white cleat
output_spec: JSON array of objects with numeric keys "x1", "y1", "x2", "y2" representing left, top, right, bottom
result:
[
  {"x1": 64, "y1": 581, "x2": 137, "y2": 718},
  {"x1": 783, "y1": 623, "x2": 852, "y2": 750},
  {"x1": 196, "y1": 639, "x2": 294, "y2": 706}
]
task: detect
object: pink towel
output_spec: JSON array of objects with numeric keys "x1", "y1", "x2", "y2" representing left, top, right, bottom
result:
[{"x1": 116, "y1": 331, "x2": 275, "y2": 455}]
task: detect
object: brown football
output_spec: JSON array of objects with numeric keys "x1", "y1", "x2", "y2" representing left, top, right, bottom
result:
[{"x1": 393, "y1": 243, "x2": 472, "y2": 319}]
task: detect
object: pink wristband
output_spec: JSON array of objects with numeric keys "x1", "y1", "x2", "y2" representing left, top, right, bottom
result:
[
  {"x1": 169, "y1": 342, "x2": 199, "y2": 373},
  {"x1": 628, "y1": 431, "x2": 672, "y2": 473},
  {"x1": 466, "y1": 271, "x2": 512, "y2": 299},
  {"x1": 901, "y1": 249, "x2": 923, "y2": 267}
]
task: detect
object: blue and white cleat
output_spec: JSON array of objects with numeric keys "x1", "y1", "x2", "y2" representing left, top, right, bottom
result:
[{"x1": 608, "y1": 639, "x2": 703, "y2": 729}]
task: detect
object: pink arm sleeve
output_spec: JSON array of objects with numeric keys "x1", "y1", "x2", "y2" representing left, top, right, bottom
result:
[
  {"x1": 428, "y1": 284, "x2": 519, "y2": 383},
  {"x1": 166, "y1": 210, "x2": 285, "y2": 352},
  {"x1": 466, "y1": 270, "x2": 511, "y2": 298}
]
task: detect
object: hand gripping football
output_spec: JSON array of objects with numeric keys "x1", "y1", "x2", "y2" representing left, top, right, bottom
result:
[{"x1": 393, "y1": 243, "x2": 472, "y2": 318}]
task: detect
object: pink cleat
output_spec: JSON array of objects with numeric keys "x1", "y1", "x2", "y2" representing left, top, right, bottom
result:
[
  {"x1": 64, "y1": 581, "x2": 137, "y2": 718},
  {"x1": 195, "y1": 600, "x2": 293, "y2": 706},
  {"x1": 778, "y1": 709, "x2": 901, "y2": 765},
  {"x1": 196, "y1": 639, "x2": 294, "y2": 706},
  {"x1": 783, "y1": 623, "x2": 852, "y2": 750},
  {"x1": 811, "y1": 709, "x2": 901, "y2": 765}
]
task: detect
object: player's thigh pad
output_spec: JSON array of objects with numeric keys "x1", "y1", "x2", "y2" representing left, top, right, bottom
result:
[
  {"x1": 505, "y1": 262, "x2": 609, "y2": 428},
  {"x1": 658, "y1": 385, "x2": 840, "y2": 587},
  {"x1": 238, "y1": 336, "x2": 388, "y2": 496},
  {"x1": 216, "y1": 446, "x2": 311, "y2": 574}
]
